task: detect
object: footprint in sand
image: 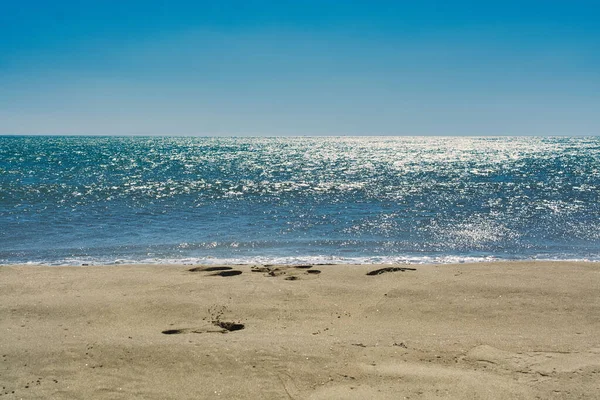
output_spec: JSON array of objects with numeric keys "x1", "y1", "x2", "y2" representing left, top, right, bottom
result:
[
  {"x1": 366, "y1": 267, "x2": 416, "y2": 276},
  {"x1": 251, "y1": 265, "x2": 321, "y2": 280},
  {"x1": 161, "y1": 329, "x2": 189, "y2": 335},
  {"x1": 213, "y1": 321, "x2": 245, "y2": 332},
  {"x1": 251, "y1": 265, "x2": 285, "y2": 276},
  {"x1": 162, "y1": 321, "x2": 245, "y2": 335},
  {"x1": 188, "y1": 266, "x2": 243, "y2": 276},
  {"x1": 189, "y1": 266, "x2": 233, "y2": 272},
  {"x1": 163, "y1": 304, "x2": 245, "y2": 334},
  {"x1": 210, "y1": 270, "x2": 242, "y2": 277}
]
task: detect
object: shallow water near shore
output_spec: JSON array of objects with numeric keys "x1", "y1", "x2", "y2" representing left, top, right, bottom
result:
[{"x1": 1, "y1": 136, "x2": 600, "y2": 265}]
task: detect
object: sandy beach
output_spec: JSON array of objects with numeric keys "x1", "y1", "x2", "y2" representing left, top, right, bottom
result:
[{"x1": 1, "y1": 261, "x2": 599, "y2": 399}]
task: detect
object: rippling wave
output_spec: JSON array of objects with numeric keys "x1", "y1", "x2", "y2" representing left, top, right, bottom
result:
[{"x1": 1, "y1": 136, "x2": 599, "y2": 265}]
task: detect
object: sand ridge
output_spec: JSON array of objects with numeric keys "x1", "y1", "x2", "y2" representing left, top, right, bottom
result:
[{"x1": 1, "y1": 262, "x2": 599, "y2": 399}]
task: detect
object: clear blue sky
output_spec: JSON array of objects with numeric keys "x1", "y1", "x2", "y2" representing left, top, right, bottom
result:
[{"x1": 1, "y1": 1, "x2": 599, "y2": 136}]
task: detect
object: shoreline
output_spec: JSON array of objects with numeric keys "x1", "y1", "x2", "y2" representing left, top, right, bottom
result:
[
  {"x1": 3, "y1": 257, "x2": 599, "y2": 268},
  {"x1": 2, "y1": 261, "x2": 599, "y2": 399}
]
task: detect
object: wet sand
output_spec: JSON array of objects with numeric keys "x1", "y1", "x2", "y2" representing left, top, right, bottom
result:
[{"x1": 1, "y1": 262, "x2": 599, "y2": 399}]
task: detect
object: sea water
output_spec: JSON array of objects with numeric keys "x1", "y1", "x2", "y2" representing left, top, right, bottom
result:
[{"x1": 1, "y1": 136, "x2": 599, "y2": 265}]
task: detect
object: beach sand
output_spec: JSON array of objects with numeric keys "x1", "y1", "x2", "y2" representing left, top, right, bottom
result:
[{"x1": 1, "y1": 261, "x2": 599, "y2": 399}]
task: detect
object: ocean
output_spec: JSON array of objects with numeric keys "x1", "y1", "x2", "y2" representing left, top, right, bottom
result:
[{"x1": 1, "y1": 136, "x2": 599, "y2": 265}]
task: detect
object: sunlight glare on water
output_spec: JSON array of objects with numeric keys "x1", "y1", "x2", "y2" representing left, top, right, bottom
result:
[{"x1": 1, "y1": 136, "x2": 599, "y2": 265}]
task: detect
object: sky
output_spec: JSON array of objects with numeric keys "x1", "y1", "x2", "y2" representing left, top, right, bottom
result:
[{"x1": 1, "y1": 0, "x2": 599, "y2": 136}]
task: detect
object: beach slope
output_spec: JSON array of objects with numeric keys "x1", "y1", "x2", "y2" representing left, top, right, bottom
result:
[{"x1": 1, "y1": 262, "x2": 599, "y2": 399}]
